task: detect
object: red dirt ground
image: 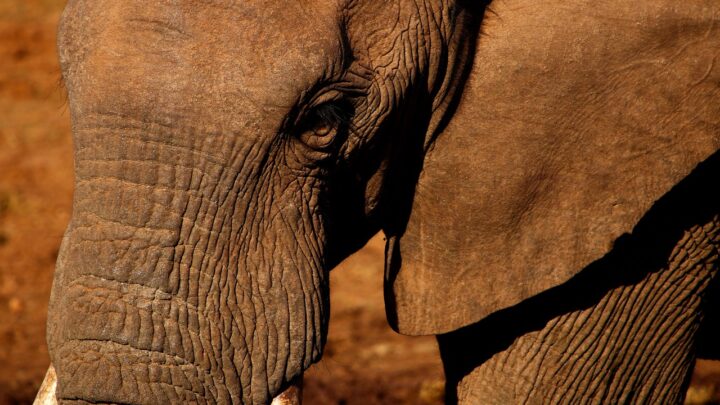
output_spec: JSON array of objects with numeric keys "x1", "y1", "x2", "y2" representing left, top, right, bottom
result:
[{"x1": 0, "y1": 2, "x2": 718, "y2": 404}]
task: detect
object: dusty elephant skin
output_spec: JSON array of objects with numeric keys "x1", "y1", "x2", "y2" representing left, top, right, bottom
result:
[
  {"x1": 45, "y1": 0, "x2": 720, "y2": 404},
  {"x1": 437, "y1": 154, "x2": 720, "y2": 403},
  {"x1": 47, "y1": 0, "x2": 478, "y2": 403}
]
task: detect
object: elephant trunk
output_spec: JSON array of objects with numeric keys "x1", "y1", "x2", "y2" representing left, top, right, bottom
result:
[
  {"x1": 34, "y1": 365, "x2": 304, "y2": 404},
  {"x1": 46, "y1": 123, "x2": 328, "y2": 404}
]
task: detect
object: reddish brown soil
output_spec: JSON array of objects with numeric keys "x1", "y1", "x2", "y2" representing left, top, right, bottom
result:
[{"x1": 0, "y1": 2, "x2": 717, "y2": 404}]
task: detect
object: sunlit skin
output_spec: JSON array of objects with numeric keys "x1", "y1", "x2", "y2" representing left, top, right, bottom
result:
[{"x1": 44, "y1": 0, "x2": 720, "y2": 404}]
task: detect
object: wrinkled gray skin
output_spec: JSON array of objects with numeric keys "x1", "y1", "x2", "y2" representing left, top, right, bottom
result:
[
  {"x1": 49, "y1": 0, "x2": 473, "y2": 403},
  {"x1": 47, "y1": 0, "x2": 720, "y2": 404}
]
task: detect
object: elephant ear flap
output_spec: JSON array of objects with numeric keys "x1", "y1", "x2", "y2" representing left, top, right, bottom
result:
[{"x1": 383, "y1": 1, "x2": 720, "y2": 336}]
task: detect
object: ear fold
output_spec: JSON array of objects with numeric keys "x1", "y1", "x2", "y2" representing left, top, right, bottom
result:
[{"x1": 384, "y1": 0, "x2": 720, "y2": 335}]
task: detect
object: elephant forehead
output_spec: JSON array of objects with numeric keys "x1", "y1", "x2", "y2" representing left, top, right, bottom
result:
[{"x1": 62, "y1": 0, "x2": 346, "y2": 130}]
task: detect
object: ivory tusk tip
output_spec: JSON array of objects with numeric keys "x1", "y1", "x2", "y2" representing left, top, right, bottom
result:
[
  {"x1": 271, "y1": 376, "x2": 303, "y2": 405},
  {"x1": 33, "y1": 365, "x2": 58, "y2": 405}
]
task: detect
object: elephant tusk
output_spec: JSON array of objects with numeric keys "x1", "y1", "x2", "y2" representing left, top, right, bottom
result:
[
  {"x1": 271, "y1": 375, "x2": 303, "y2": 405},
  {"x1": 33, "y1": 365, "x2": 58, "y2": 405}
]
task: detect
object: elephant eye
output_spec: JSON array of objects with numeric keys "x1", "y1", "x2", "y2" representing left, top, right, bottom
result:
[{"x1": 298, "y1": 101, "x2": 352, "y2": 152}]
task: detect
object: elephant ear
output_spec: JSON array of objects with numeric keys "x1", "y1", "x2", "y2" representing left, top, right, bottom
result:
[{"x1": 384, "y1": 0, "x2": 720, "y2": 335}]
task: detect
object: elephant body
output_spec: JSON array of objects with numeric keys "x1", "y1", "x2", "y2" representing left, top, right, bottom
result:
[{"x1": 46, "y1": 0, "x2": 720, "y2": 403}]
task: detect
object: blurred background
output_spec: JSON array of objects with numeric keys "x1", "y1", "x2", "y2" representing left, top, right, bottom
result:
[{"x1": 0, "y1": 1, "x2": 718, "y2": 404}]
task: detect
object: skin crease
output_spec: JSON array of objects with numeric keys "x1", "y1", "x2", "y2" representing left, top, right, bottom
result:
[{"x1": 46, "y1": 0, "x2": 720, "y2": 404}]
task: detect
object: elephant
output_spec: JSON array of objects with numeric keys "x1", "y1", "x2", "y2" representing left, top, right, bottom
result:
[{"x1": 40, "y1": 0, "x2": 720, "y2": 403}]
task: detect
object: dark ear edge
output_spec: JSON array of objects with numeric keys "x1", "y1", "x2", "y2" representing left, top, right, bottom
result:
[{"x1": 377, "y1": 5, "x2": 486, "y2": 329}]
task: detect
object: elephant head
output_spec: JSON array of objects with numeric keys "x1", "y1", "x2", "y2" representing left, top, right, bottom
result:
[
  {"x1": 47, "y1": 0, "x2": 480, "y2": 403},
  {"x1": 46, "y1": 0, "x2": 720, "y2": 403}
]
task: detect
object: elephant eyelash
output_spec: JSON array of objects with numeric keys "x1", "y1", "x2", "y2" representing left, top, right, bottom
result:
[
  {"x1": 306, "y1": 101, "x2": 353, "y2": 129},
  {"x1": 297, "y1": 99, "x2": 355, "y2": 137},
  {"x1": 294, "y1": 100, "x2": 355, "y2": 154}
]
